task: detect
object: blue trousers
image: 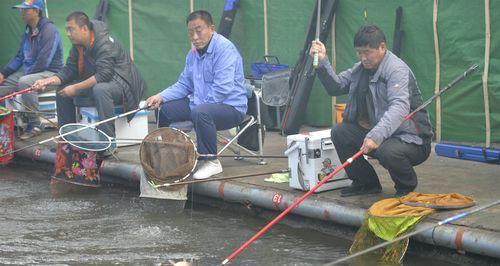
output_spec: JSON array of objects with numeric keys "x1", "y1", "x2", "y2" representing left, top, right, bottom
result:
[{"x1": 158, "y1": 98, "x2": 245, "y2": 157}]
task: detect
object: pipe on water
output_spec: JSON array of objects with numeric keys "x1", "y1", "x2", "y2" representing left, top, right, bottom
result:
[{"x1": 14, "y1": 144, "x2": 500, "y2": 260}]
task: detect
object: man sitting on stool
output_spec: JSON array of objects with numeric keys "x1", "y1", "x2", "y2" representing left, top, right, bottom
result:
[
  {"x1": 146, "y1": 10, "x2": 247, "y2": 180},
  {"x1": 310, "y1": 25, "x2": 433, "y2": 197},
  {"x1": 32, "y1": 11, "x2": 146, "y2": 142},
  {"x1": 0, "y1": 0, "x2": 63, "y2": 139}
]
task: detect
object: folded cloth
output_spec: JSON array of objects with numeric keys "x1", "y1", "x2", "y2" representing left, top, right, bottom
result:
[{"x1": 264, "y1": 172, "x2": 289, "y2": 183}]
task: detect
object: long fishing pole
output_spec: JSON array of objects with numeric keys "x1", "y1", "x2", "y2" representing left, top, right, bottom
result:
[
  {"x1": 326, "y1": 199, "x2": 500, "y2": 265},
  {"x1": 0, "y1": 86, "x2": 33, "y2": 103},
  {"x1": 11, "y1": 98, "x2": 59, "y2": 129},
  {"x1": 155, "y1": 169, "x2": 290, "y2": 188},
  {"x1": 222, "y1": 64, "x2": 479, "y2": 265},
  {"x1": 312, "y1": 0, "x2": 321, "y2": 68},
  {"x1": 0, "y1": 106, "x2": 149, "y2": 158}
]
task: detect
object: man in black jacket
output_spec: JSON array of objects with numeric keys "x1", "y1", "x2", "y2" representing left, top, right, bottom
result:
[{"x1": 33, "y1": 11, "x2": 146, "y2": 138}]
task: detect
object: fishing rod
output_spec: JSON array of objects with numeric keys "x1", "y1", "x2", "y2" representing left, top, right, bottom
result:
[
  {"x1": 11, "y1": 98, "x2": 59, "y2": 129},
  {"x1": 312, "y1": 0, "x2": 321, "y2": 68},
  {"x1": 12, "y1": 109, "x2": 57, "y2": 115},
  {"x1": 154, "y1": 169, "x2": 290, "y2": 188},
  {"x1": 326, "y1": 199, "x2": 500, "y2": 265},
  {"x1": 0, "y1": 86, "x2": 33, "y2": 103},
  {"x1": 221, "y1": 64, "x2": 479, "y2": 265},
  {"x1": 0, "y1": 106, "x2": 149, "y2": 158}
]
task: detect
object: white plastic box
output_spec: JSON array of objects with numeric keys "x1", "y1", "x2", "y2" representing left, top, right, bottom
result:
[
  {"x1": 286, "y1": 129, "x2": 350, "y2": 192},
  {"x1": 79, "y1": 103, "x2": 150, "y2": 147}
]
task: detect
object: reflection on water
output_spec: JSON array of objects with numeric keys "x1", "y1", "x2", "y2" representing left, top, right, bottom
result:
[{"x1": 0, "y1": 163, "x2": 458, "y2": 265}]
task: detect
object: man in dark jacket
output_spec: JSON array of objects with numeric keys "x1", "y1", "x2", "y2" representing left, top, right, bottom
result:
[
  {"x1": 0, "y1": 0, "x2": 63, "y2": 139},
  {"x1": 33, "y1": 11, "x2": 146, "y2": 139},
  {"x1": 310, "y1": 25, "x2": 433, "y2": 197}
]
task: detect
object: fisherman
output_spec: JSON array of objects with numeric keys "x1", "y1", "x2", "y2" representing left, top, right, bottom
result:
[
  {"x1": 0, "y1": 0, "x2": 63, "y2": 139},
  {"x1": 310, "y1": 25, "x2": 433, "y2": 197},
  {"x1": 32, "y1": 11, "x2": 146, "y2": 141},
  {"x1": 145, "y1": 10, "x2": 247, "y2": 180}
]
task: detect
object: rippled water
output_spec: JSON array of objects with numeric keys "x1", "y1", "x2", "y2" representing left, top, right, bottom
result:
[{"x1": 0, "y1": 163, "x2": 458, "y2": 265}]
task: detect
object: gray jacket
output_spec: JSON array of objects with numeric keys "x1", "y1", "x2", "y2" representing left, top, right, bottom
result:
[
  {"x1": 56, "y1": 20, "x2": 146, "y2": 121},
  {"x1": 316, "y1": 50, "x2": 433, "y2": 145}
]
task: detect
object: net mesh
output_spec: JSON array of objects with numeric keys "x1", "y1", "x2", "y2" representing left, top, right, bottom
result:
[
  {"x1": 59, "y1": 123, "x2": 111, "y2": 152},
  {"x1": 140, "y1": 128, "x2": 197, "y2": 186},
  {"x1": 351, "y1": 198, "x2": 434, "y2": 264},
  {"x1": 351, "y1": 193, "x2": 474, "y2": 263}
]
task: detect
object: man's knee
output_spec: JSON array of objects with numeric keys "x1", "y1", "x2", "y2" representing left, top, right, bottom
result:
[
  {"x1": 376, "y1": 141, "x2": 405, "y2": 168},
  {"x1": 92, "y1": 83, "x2": 111, "y2": 99},
  {"x1": 17, "y1": 74, "x2": 40, "y2": 88},
  {"x1": 190, "y1": 104, "x2": 211, "y2": 120}
]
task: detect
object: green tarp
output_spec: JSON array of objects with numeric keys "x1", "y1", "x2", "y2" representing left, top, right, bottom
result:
[{"x1": 0, "y1": 0, "x2": 498, "y2": 144}]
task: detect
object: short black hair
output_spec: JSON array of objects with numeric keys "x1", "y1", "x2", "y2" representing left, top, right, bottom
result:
[
  {"x1": 353, "y1": 25, "x2": 386, "y2": 48},
  {"x1": 66, "y1": 11, "x2": 91, "y2": 29},
  {"x1": 186, "y1": 10, "x2": 213, "y2": 25}
]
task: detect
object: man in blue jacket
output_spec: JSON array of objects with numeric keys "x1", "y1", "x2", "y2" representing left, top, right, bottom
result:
[
  {"x1": 0, "y1": 0, "x2": 63, "y2": 139},
  {"x1": 310, "y1": 25, "x2": 433, "y2": 197},
  {"x1": 145, "y1": 10, "x2": 247, "y2": 180}
]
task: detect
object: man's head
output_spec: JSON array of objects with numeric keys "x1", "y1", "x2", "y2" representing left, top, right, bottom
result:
[
  {"x1": 65, "y1": 11, "x2": 92, "y2": 46},
  {"x1": 186, "y1": 10, "x2": 215, "y2": 50},
  {"x1": 353, "y1": 25, "x2": 387, "y2": 70},
  {"x1": 13, "y1": 0, "x2": 44, "y2": 24}
]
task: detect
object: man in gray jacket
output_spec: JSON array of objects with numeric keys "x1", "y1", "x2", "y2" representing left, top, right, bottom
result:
[
  {"x1": 33, "y1": 11, "x2": 146, "y2": 139},
  {"x1": 310, "y1": 25, "x2": 432, "y2": 197}
]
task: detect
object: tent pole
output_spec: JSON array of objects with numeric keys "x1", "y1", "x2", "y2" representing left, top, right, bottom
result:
[
  {"x1": 263, "y1": 0, "x2": 269, "y2": 55},
  {"x1": 128, "y1": 0, "x2": 134, "y2": 61},
  {"x1": 482, "y1": 0, "x2": 491, "y2": 147},
  {"x1": 331, "y1": 13, "x2": 337, "y2": 125},
  {"x1": 433, "y1": 0, "x2": 441, "y2": 142}
]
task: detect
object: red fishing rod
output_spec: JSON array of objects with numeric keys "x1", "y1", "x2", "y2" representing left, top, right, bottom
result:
[
  {"x1": 0, "y1": 86, "x2": 34, "y2": 103},
  {"x1": 222, "y1": 63, "x2": 479, "y2": 265}
]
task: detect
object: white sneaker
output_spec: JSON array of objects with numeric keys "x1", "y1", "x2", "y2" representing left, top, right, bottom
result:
[{"x1": 193, "y1": 159, "x2": 223, "y2": 179}]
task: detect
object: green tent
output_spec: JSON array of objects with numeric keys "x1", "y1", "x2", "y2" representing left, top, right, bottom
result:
[{"x1": 1, "y1": 0, "x2": 498, "y2": 145}]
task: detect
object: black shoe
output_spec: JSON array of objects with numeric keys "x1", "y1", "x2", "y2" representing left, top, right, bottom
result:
[
  {"x1": 394, "y1": 189, "x2": 413, "y2": 197},
  {"x1": 340, "y1": 184, "x2": 382, "y2": 197}
]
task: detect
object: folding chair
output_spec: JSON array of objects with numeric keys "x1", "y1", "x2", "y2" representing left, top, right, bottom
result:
[{"x1": 161, "y1": 81, "x2": 266, "y2": 165}]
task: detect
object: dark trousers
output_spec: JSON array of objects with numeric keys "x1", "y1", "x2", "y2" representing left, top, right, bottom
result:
[
  {"x1": 331, "y1": 122, "x2": 431, "y2": 191},
  {"x1": 158, "y1": 98, "x2": 245, "y2": 157},
  {"x1": 56, "y1": 79, "x2": 124, "y2": 138}
]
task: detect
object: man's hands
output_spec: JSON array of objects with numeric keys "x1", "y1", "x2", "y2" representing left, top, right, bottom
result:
[
  {"x1": 57, "y1": 84, "x2": 79, "y2": 97},
  {"x1": 309, "y1": 40, "x2": 327, "y2": 61},
  {"x1": 145, "y1": 94, "x2": 163, "y2": 109},
  {"x1": 0, "y1": 73, "x2": 5, "y2": 84},
  {"x1": 361, "y1": 138, "x2": 379, "y2": 154},
  {"x1": 32, "y1": 76, "x2": 60, "y2": 91}
]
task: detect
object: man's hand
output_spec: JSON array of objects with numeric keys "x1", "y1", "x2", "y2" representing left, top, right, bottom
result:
[
  {"x1": 32, "y1": 77, "x2": 57, "y2": 91},
  {"x1": 145, "y1": 94, "x2": 163, "y2": 110},
  {"x1": 361, "y1": 138, "x2": 379, "y2": 154},
  {"x1": 57, "y1": 84, "x2": 78, "y2": 97},
  {"x1": 309, "y1": 40, "x2": 327, "y2": 61},
  {"x1": 0, "y1": 73, "x2": 5, "y2": 83}
]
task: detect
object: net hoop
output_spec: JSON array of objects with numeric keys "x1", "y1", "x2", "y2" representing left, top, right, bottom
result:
[
  {"x1": 58, "y1": 123, "x2": 112, "y2": 152},
  {"x1": 140, "y1": 127, "x2": 198, "y2": 186}
]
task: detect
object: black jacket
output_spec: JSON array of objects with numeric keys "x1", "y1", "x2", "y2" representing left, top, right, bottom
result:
[{"x1": 55, "y1": 20, "x2": 146, "y2": 121}]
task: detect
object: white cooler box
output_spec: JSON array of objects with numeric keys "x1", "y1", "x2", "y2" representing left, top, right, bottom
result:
[
  {"x1": 286, "y1": 129, "x2": 350, "y2": 192},
  {"x1": 79, "y1": 104, "x2": 150, "y2": 147}
]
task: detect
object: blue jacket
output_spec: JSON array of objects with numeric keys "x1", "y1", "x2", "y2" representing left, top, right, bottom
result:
[
  {"x1": 317, "y1": 51, "x2": 433, "y2": 145},
  {"x1": 1, "y1": 17, "x2": 63, "y2": 77},
  {"x1": 159, "y1": 32, "x2": 247, "y2": 114}
]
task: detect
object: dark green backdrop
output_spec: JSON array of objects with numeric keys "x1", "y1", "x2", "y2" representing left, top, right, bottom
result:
[{"x1": 1, "y1": 0, "x2": 498, "y2": 143}]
